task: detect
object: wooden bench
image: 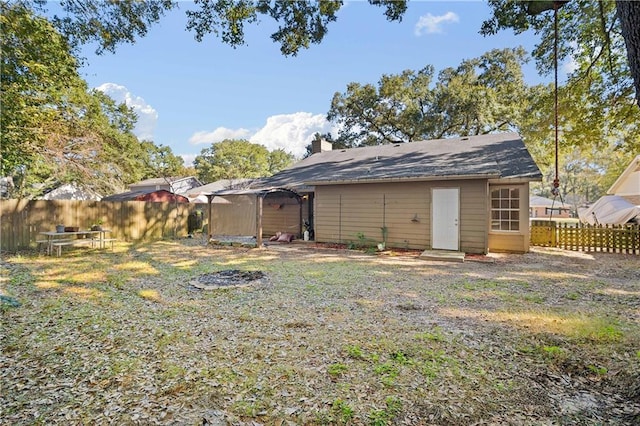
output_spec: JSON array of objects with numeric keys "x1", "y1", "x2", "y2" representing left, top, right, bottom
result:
[
  {"x1": 51, "y1": 238, "x2": 118, "y2": 256},
  {"x1": 99, "y1": 238, "x2": 117, "y2": 250},
  {"x1": 38, "y1": 238, "x2": 77, "y2": 254},
  {"x1": 51, "y1": 239, "x2": 96, "y2": 257}
]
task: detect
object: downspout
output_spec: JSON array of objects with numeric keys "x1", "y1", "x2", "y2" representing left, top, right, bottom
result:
[
  {"x1": 206, "y1": 194, "x2": 214, "y2": 240},
  {"x1": 256, "y1": 194, "x2": 263, "y2": 247}
]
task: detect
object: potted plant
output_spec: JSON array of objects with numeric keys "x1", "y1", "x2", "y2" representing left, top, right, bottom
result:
[
  {"x1": 378, "y1": 226, "x2": 388, "y2": 251},
  {"x1": 56, "y1": 224, "x2": 65, "y2": 233},
  {"x1": 90, "y1": 219, "x2": 103, "y2": 231}
]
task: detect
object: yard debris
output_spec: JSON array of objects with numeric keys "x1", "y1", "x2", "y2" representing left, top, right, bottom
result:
[{"x1": 1, "y1": 243, "x2": 639, "y2": 424}]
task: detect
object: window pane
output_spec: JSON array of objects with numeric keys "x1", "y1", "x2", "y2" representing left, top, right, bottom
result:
[{"x1": 489, "y1": 186, "x2": 522, "y2": 233}]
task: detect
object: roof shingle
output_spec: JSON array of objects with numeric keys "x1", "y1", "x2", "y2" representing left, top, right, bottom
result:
[{"x1": 260, "y1": 132, "x2": 541, "y2": 189}]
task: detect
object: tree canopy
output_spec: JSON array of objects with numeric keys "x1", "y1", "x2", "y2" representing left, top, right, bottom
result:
[
  {"x1": 139, "y1": 141, "x2": 187, "y2": 180},
  {"x1": 0, "y1": 1, "x2": 187, "y2": 198},
  {"x1": 328, "y1": 48, "x2": 531, "y2": 147},
  {"x1": 33, "y1": 0, "x2": 175, "y2": 55},
  {"x1": 186, "y1": 0, "x2": 407, "y2": 56},
  {"x1": 193, "y1": 139, "x2": 294, "y2": 183},
  {"x1": 12, "y1": 0, "x2": 640, "y2": 103},
  {"x1": 482, "y1": 0, "x2": 640, "y2": 107},
  {"x1": 480, "y1": 0, "x2": 639, "y2": 201}
]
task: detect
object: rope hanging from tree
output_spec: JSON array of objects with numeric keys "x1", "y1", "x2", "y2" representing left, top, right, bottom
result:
[
  {"x1": 549, "y1": 1, "x2": 565, "y2": 220},
  {"x1": 551, "y1": 1, "x2": 561, "y2": 199},
  {"x1": 528, "y1": 2, "x2": 569, "y2": 220}
]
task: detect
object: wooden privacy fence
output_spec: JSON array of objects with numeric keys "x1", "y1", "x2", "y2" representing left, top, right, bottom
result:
[
  {"x1": 0, "y1": 199, "x2": 205, "y2": 252},
  {"x1": 531, "y1": 220, "x2": 640, "y2": 254}
]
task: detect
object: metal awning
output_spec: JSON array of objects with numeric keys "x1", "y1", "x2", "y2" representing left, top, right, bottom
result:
[{"x1": 203, "y1": 187, "x2": 303, "y2": 247}]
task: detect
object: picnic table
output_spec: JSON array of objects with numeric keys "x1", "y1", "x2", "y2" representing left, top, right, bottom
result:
[{"x1": 37, "y1": 230, "x2": 116, "y2": 256}]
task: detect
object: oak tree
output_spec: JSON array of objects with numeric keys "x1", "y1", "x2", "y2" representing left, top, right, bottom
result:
[
  {"x1": 194, "y1": 139, "x2": 293, "y2": 183},
  {"x1": 328, "y1": 48, "x2": 531, "y2": 147}
]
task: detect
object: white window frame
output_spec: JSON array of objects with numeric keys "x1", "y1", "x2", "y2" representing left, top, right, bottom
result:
[{"x1": 490, "y1": 186, "x2": 521, "y2": 232}]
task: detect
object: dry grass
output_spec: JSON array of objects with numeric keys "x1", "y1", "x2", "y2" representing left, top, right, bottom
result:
[{"x1": 1, "y1": 240, "x2": 639, "y2": 425}]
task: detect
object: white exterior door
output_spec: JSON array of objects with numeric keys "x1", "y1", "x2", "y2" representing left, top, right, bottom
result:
[{"x1": 432, "y1": 188, "x2": 460, "y2": 251}]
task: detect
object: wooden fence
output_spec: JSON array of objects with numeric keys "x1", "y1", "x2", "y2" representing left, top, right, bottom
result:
[
  {"x1": 531, "y1": 220, "x2": 640, "y2": 254},
  {"x1": 0, "y1": 199, "x2": 206, "y2": 253}
]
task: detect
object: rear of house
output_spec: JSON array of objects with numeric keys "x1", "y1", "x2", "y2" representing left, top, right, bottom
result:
[
  {"x1": 313, "y1": 180, "x2": 490, "y2": 252},
  {"x1": 210, "y1": 133, "x2": 541, "y2": 254},
  {"x1": 312, "y1": 179, "x2": 532, "y2": 254}
]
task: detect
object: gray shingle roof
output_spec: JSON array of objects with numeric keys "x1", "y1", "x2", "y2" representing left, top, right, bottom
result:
[
  {"x1": 187, "y1": 179, "x2": 256, "y2": 196},
  {"x1": 260, "y1": 132, "x2": 541, "y2": 189},
  {"x1": 530, "y1": 195, "x2": 562, "y2": 207},
  {"x1": 129, "y1": 176, "x2": 202, "y2": 187},
  {"x1": 101, "y1": 190, "x2": 156, "y2": 201}
]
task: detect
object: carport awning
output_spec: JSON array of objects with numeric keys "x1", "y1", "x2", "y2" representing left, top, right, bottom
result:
[
  {"x1": 202, "y1": 187, "x2": 304, "y2": 246},
  {"x1": 189, "y1": 194, "x2": 231, "y2": 204},
  {"x1": 202, "y1": 187, "x2": 302, "y2": 201}
]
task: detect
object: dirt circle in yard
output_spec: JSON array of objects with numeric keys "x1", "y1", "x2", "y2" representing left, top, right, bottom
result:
[{"x1": 190, "y1": 269, "x2": 267, "y2": 290}]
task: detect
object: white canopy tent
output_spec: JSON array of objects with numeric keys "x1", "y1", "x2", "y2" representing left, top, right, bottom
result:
[{"x1": 578, "y1": 195, "x2": 640, "y2": 225}]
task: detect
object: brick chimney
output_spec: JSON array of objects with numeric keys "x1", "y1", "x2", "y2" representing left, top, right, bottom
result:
[{"x1": 311, "y1": 138, "x2": 333, "y2": 154}]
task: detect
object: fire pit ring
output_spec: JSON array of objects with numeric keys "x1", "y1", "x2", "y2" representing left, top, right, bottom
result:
[{"x1": 190, "y1": 269, "x2": 267, "y2": 290}]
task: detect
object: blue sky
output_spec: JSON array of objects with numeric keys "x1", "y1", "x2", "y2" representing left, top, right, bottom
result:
[{"x1": 76, "y1": 1, "x2": 549, "y2": 164}]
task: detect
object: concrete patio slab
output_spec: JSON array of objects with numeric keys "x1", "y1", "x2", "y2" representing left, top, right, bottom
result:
[{"x1": 419, "y1": 249, "x2": 466, "y2": 262}]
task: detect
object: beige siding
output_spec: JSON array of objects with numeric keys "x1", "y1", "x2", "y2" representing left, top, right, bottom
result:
[
  {"x1": 487, "y1": 183, "x2": 530, "y2": 253},
  {"x1": 457, "y1": 180, "x2": 489, "y2": 254},
  {"x1": 488, "y1": 233, "x2": 527, "y2": 253},
  {"x1": 315, "y1": 180, "x2": 489, "y2": 253}
]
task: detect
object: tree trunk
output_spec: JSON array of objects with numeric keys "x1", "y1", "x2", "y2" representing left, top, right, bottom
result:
[{"x1": 616, "y1": 1, "x2": 640, "y2": 107}]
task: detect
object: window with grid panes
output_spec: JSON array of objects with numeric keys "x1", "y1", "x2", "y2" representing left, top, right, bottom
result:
[{"x1": 490, "y1": 187, "x2": 520, "y2": 231}]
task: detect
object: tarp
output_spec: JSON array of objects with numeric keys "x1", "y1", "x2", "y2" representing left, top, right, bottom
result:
[{"x1": 578, "y1": 195, "x2": 640, "y2": 225}]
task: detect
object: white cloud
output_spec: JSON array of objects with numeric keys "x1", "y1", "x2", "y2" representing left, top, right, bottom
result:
[
  {"x1": 95, "y1": 83, "x2": 158, "y2": 141},
  {"x1": 180, "y1": 154, "x2": 197, "y2": 168},
  {"x1": 414, "y1": 12, "x2": 459, "y2": 36},
  {"x1": 188, "y1": 112, "x2": 336, "y2": 159},
  {"x1": 562, "y1": 41, "x2": 580, "y2": 74},
  {"x1": 562, "y1": 58, "x2": 578, "y2": 74},
  {"x1": 250, "y1": 112, "x2": 336, "y2": 158},
  {"x1": 188, "y1": 127, "x2": 252, "y2": 145}
]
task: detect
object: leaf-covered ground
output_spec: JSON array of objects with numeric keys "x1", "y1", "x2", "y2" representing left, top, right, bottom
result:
[{"x1": 1, "y1": 240, "x2": 639, "y2": 425}]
